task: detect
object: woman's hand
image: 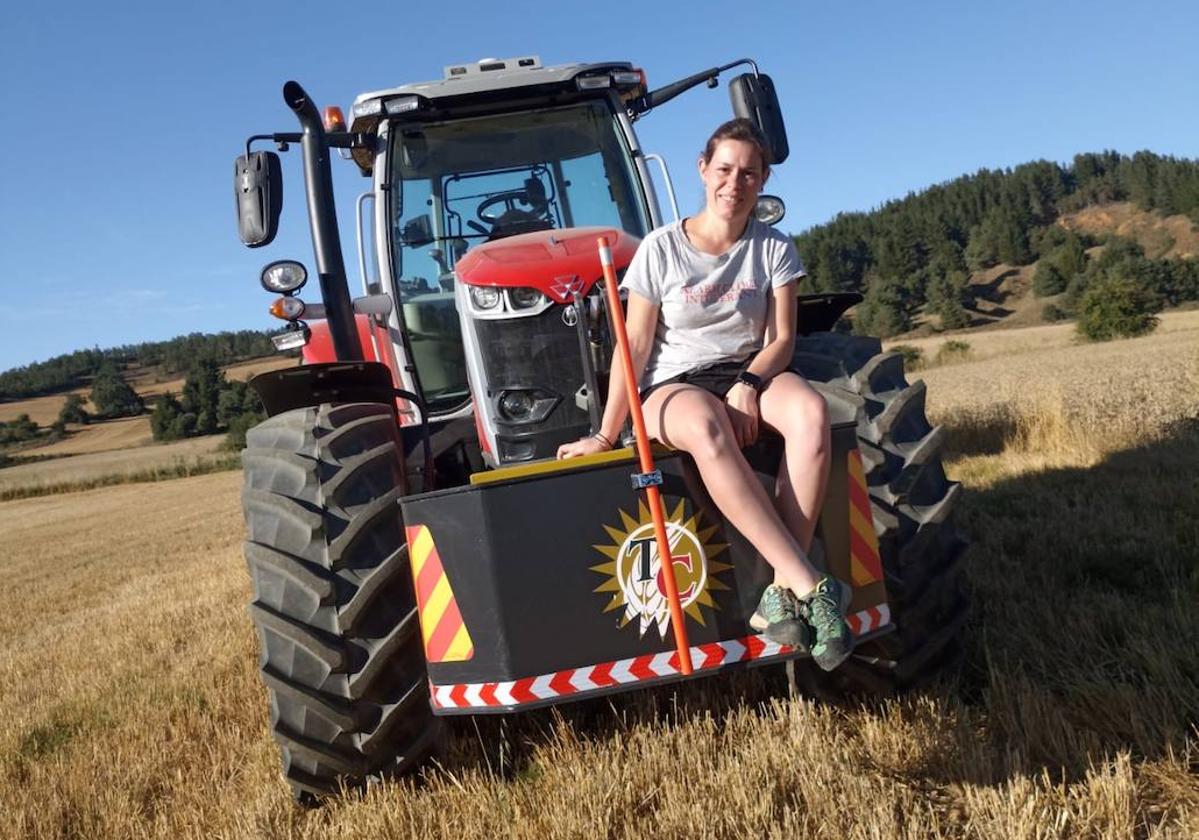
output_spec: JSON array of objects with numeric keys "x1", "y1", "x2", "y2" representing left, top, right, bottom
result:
[
  {"x1": 557, "y1": 435, "x2": 610, "y2": 460},
  {"x1": 724, "y1": 382, "x2": 760, "y2": 448}
]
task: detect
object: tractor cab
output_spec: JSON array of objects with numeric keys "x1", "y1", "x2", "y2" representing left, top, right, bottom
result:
[
  {"x1": 237, "y1": 56, "x2": 791, "y2": 469},
  {"x1": 371, "y1": 78, "x2": 654, "y2": 462},
  {"x1": 353, "y1": 60, "x2": 664, "y2": 466}
]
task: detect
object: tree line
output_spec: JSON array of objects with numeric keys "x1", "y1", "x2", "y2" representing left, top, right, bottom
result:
[
  {"x1": 794, "y1": 150, "x2": 1199, "y2": 338},
  {"x1": 0, "y1": 330, "x2": 279, "y2": 401}
]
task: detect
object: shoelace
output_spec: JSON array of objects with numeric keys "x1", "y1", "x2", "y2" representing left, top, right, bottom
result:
[
  {"x1": 762, "y1": 587, "x2": 797, "y2": 621},
  {"x1": 806, "y1": 586, "x2": 845, "y2": 634}
]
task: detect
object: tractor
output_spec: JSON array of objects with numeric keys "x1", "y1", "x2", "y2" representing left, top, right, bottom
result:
[{"x1": 233, "y1": 56, "x2": 967, "y2": 801}]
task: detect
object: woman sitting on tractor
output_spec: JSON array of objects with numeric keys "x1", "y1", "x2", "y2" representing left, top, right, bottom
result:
[{"x1": 557, "y1": 118, "x2": 853, "y2": 671}]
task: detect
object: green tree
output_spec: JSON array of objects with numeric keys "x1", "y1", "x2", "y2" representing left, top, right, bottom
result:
[
  {"x1": 854, "y1": 275, "x2": 914, "y2": 338},
  {"x1": 1033, "y1": 261, "x2": 1067, "y2": 297},
  {"x1": 181, "y1": 359, "x2": 226, "y2": 435},
  {"x1": 150, "y1": 393, "x2": 184, "y2": 442},
  {"x1": 926, "y1": 270, "x2": 972, "y2": 329},
  {"x1": 89, "y1": 364, "x2": 144, "y2": 418},
  {"x1": 1076, "y1": 275, "x2": 1161, "y2": 341},
  {"x1": 0, "y1": 414, "x2": 39, "y2": 445},
  {"x1": 57, "y1": 393, "x2": 90, "y2": 425},
  {"x1": 964, "y1": 222, "x2": 999, "y2": 271}
]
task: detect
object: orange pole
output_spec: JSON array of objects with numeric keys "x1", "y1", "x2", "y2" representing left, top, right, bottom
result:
[{"x1": 597, "y1": 237, "x2": 693, "y2": 675}]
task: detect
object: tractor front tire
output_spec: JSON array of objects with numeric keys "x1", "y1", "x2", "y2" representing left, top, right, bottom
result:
[
  {"x1": 793, "y1": 333, "x2": 970, "y2": 696},
  {"x1": 241, "y1": 402, "x2": 436, "y2": 801}
]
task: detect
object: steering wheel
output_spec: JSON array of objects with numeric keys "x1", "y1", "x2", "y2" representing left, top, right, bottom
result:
[{"x1": 476, "y1": 190, "x2": 537, "y2": 225}]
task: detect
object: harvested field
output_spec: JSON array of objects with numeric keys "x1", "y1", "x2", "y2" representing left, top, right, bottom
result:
[
  {"x1": 890, "y1": 307, "x2": 1199, "y2": 367},
  {"x1": 125, "y1": 355, "x2": 295, "y2": 401},
  {"x1": 908, "y1": 310, "x2": 1199, "y2": 464},
  {"x1": 0, "y1": 390, "x2": 90, "y2": 427},
  {"x1": 0, "y1": 434, "x2": 228, "y2": 497},
  {"x1": 0, "y1": 325, "x2": 1196, "y2": 838},
  {"x1": 29, "y1": 415, "x2": 155, "y2": 457}
]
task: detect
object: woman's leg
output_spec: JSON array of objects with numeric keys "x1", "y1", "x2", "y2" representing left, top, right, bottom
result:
[
  {"x1": 757, "y1": 372, "x2": 832, "y2": 557},
  {"x1": 642, "y1": 383, "x2": 821, "y2": 595}
]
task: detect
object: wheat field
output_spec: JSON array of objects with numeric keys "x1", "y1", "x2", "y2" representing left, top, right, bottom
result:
[{"x1": 0, "y1": 321, "x2": 1196, "y2": 839}]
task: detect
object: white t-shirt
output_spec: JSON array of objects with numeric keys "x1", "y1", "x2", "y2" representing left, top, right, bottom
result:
[{"x1": 620, "y1": 218, "x2": 806, "y2": 388}]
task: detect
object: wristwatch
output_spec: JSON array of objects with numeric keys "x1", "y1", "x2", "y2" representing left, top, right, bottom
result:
[{"x1": 734, "y1": 370, "x2": 763, "y2": 392}]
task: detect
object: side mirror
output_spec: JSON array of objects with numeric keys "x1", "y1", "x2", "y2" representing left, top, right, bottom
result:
[
  {"x1": 235, "y1": 151, "x2": 282, "y2": 248},
  {"x1": 401, "y1": 214, "x2": 434, "y2": 248},
  {"x1": 728, "y1": 73, "x2": 789, "y2": 165},
  {"x1": 754, "y1": 195, "x2": 786, "y2": 226}
]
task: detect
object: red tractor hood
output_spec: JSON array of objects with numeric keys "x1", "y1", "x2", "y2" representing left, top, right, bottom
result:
[{"x1": 454, "y1": 226, "x2": 642, "y2": 305}]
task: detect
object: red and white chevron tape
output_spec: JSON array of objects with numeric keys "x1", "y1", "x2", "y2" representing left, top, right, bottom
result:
[{"x1": 431, "y1": 604, "x2": 891, "y2": 710}]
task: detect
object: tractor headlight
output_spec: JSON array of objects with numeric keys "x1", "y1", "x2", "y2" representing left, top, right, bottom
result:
[
  {"x1": 260, "y1": 260, "x2": 308, "y2": 293},
  {"x1": 496, "y1": 389, "x2": 559, "y2": 424},
  {"x1": 499, "y1": 391, "x2": 534, "y2": 420},
  {"x1": 509, "y1": 287, "x2": 547, "y2": 310},
  {"x1": 469, "y1": 285, "x2": 501, "y2": 311}
]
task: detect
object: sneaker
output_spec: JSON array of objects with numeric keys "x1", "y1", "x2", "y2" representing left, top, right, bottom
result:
[
  {"x1": 750, "y1": 584, "x2": 811, "y2": 649},
  {"x1": 799, "y1": 577, "x2": 854, "y2": 672}
]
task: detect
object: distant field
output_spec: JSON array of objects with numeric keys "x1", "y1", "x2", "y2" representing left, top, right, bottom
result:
[
  {"x1": 890, "y1": 307, "x2": 1199, "y2": 366},
  {"x1": 0, "y1": 356, "x2": 293, "y2": 426},
  {"x1": 0, "y1": 320, "x2": 1195, "y2": 838},
  {"x1": 123, "y1": 355, "x2": 295, "y2": 401},
  {"x1": 0, "y1": 355, "x2": 294, "y2": 462},
  {"x1": 0, "y1": 434, "x2": 230, "y2": 497}
]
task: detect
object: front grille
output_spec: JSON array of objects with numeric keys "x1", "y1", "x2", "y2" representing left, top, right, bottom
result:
[{"x1": 472, "y1": 305, "x2": 592, "y2": 461}]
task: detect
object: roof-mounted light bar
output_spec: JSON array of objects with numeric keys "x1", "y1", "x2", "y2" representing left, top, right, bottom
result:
[
  {"x1": 384, "y1": 95, "x2": 422, "y2": 116},
  {"x1": 576, "y1": 68, "x2": 647, "y2": 101}
]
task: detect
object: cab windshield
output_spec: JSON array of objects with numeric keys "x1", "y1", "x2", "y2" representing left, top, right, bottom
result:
[{"x1": 387, "y1": 100, "x2": 648, "y2": 414}]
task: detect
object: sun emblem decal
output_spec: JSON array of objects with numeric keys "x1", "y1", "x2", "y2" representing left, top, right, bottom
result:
[{"x1": 591, "y1": 498, "x2": 732, "y2": 639}]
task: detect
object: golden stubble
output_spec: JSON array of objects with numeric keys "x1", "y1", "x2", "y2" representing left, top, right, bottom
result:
[{"x1": 0, "y1": 322, "x2": 1196, "y2": 839}]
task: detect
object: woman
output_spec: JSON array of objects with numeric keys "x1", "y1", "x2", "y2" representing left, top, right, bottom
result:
[{"x1": 557, "y1": 118, "x2": 853, "y2": 672}]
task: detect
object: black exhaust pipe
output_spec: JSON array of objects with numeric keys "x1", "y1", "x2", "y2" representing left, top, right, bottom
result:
[{"x1": 283, "y1": 81, "x2": 363, "y2": 361}]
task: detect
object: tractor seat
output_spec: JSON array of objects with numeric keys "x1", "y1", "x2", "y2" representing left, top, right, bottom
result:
[{"x1": 486, "y1": 208, "x2": 553, "y2": 241}]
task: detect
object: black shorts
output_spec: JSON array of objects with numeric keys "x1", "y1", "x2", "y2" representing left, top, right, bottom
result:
[{"x1": 639, "y1": 359, "x2": 751, "y2": 402}]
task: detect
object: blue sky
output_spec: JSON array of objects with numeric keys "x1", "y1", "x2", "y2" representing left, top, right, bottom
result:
[{"x1": 2, "y1": 0, "x2": 1197, "y2": 372}]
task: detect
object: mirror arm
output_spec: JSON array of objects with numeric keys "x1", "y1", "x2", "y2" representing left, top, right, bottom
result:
[
  {"x1": 630, "y1": 57, "x2": 760, "y2": 116},
  {"x1": 245, "y1": 133, "x2": 302, "y2": 157}
]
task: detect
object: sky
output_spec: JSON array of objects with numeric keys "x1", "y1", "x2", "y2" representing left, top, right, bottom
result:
[{"x1": 2, "y1": 0, "x2": 1197, "y2": 372}]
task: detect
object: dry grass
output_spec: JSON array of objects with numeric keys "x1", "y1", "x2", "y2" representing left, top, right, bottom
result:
[
  {"x1": 0, "y1": 326, "x2": 1196, "y2": 838},
  {"x1": 913, "y1": 310, "x2": 1199, "y2": 467},
  {"x1": 891, "y1": 307, "x2": 1199, "y2": 372},
  {"x1": 0, "y1": 435, "x2": 231, "y2": 498}
]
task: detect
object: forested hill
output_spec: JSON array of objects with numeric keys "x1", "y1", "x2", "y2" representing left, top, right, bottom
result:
[
  {"x1": 794, "y1": 150, "x2": 1199, "y2": 336},
  {"x1": 0, "y1": 331, "x2": 278, "y2": 401}
]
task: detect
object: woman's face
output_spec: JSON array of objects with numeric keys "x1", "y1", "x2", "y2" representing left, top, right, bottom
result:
[{"x1": 698, "y1": 139, "x2": 768, "y2": 222}]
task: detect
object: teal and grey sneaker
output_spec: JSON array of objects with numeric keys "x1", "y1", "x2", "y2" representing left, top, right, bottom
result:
[
  {"x1": 750, "y1": 584, "x2": 811, "y2": 649},
  {"x1": 799, "y1": 577, "x2": 854, "y2": 671}
]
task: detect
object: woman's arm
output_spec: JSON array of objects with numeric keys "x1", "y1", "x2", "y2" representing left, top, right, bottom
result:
[
  {"x1": 557, "y1": 290, "x2": 659, "y2": 458},
  {"x1": 746, "y1": 283, "x2": 798, "y2": 380},
  {"x1": 724, "y1": 284, "x2": 797, "y2": 447}
]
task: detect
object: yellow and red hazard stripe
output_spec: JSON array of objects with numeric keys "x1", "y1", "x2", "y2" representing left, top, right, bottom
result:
[
  {"x1": 846, "y1": 448, "x2": 885, "y2": 587},
  {"x1": 406, "y1": 525, "x2": 474, "y2": 663}
]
